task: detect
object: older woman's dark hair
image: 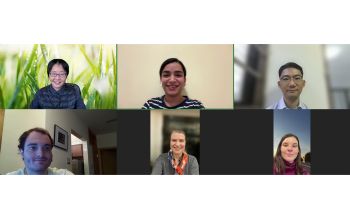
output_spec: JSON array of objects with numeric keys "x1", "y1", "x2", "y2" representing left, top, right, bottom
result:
[
  {"x1": 47, "y1": 59, "x2": 69, "y2": 77},
  {"x1": 18, "y1": 127, "x2": 54, "y2": 151},
  {"x1": 278, "y1": 62, "x2": 303, "y2": 77},
  {"x1": 274, "y1": 133, "x2": 304, "y2": 175},
  {"x1": 159, "y1": 58, "x2": 186, "y2": 77}
]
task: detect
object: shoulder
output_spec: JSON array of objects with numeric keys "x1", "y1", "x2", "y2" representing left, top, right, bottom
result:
[
  {"x1": 187, "y1": 154, "x2": 199, "y2": 175},
  {"x1": 36, "y1": 85, "x2": 51, "y2": 94},
  {"x1": 188, "y1": 154, "x2": 198, "y2": 163},
  {"x1": 142, "y1": 97, "x2": 165, "y2": 109},
  {"x1": 300, "y1": 102, "x2": 308, "y2": 109},
  {"x1": 48, "y1": 167, "x2": 74, "y2": 175},
  {"x1": 6, "y1": 168, "x2": 25, "y2": 175},
  {"x1": 154, "y1": 153, "x2": 169, "y2": 165},
  {"x1": 266, "y1": 102, "x2": 278, "y2": 109},
  {"x1": 181, "y1": 97, "x2": 205, "y2": 109},
  {"x1": 156, "y1": 153, "x2": 168, "y2": 161},
  {"x1": 65, "y1": 83, "x2": 81, "y2": 90},
  {"x1": 301, "y1": 164, "x2": 310, "y2": 175}
]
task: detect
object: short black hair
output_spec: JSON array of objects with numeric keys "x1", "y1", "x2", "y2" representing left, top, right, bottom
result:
[
  {"x1": 18, "y1": 127, "x2": 53, "y2": 151},
  {"x1": 47, "y1": 59, "x2": 69, "y2": 77},
  {"x1": 159, "y1": 58, "x2": 186, "y2": 77},
  {"x1": 278, "y1": 62, "x2": 303, "y2": 77}
]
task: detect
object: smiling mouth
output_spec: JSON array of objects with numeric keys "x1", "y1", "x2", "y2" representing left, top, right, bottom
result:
[
  {"x1": 167, "y1": 85, "x2": 178, "y2": 89},
  {"x1": 34, "y1": 159, "x2": 47, "y2": 162}
]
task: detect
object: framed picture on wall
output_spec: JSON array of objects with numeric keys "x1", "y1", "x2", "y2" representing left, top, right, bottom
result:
[{"x1": 54, "y1": 124, "x2": 68, "y2": 150}]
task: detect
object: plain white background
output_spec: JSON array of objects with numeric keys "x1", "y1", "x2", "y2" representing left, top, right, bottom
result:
[{"x1": 1, "y1": 0, "x2": 350, "y2": 218}]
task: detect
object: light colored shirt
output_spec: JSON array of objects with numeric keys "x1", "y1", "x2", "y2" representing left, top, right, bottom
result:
[
  {"x1": 266, "y1": 97, "x2": 308, "y2": 109},
  {"x1": 6, "y1": 167, "x2": 74, "y2": 175}
]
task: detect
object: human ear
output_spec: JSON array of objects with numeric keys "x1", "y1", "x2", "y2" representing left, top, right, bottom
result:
[{"x1": 20, "y1": 149, "x2": 24, "y2": 160}]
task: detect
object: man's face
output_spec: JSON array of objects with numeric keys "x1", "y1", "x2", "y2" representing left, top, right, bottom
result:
[
  {"x1": 160, "y1": 62, "x2": 186, "y2": 98},
  {"x1": 49, "y1": 64, "x2": 67, "y2": 91},
  {"x1": 278, "y1": 68, "x2": 305, "y2": 101},
  {"x1": 170, "y1": 132, "x2": 186, "y2": 157},
  {"x1": 20, "y1": 131, "x2": 53, "y2": 175}
]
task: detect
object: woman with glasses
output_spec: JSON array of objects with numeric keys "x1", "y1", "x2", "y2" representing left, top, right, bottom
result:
[{"x1": 30, "y1": 59, "x2": 86, "y2": 109}]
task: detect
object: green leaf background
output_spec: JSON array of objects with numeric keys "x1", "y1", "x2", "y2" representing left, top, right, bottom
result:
[{"x1": 0, "y1": 44, "x2": 117, "y2": 109}]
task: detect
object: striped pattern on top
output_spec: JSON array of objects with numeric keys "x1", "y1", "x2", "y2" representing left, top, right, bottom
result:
[{"x1": 142, "y1": 96, "x2": 204, "y2": 109}]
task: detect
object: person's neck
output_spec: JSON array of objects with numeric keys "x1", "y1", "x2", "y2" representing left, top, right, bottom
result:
[
  {"x1": 164, "y1": 95, "x2": 184, "y2": 107},
  {"x1": 24, "y1": 167, "x2": 48, "y2": 175},
  {"x1": 284, "y1": 97, "x2": 300, "y2": 109},
  {"x1": 173, "y1": 152, "x2": 183, "y2": 163}
]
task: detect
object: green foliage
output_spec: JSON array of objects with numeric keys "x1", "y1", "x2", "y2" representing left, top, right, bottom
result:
[{"x1": 0, "y1": 44, "x2": 117, "y2": 109}]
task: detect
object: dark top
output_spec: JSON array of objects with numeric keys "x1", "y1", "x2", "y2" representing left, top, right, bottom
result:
[
  {"x1": 142, "y1": 95, "x2": 205, "y2": 109},
  {"x1": 273, "y1": 160, "x2": 310, "y2": 175},
  {"x1": 30, "y1": 83, "x2": 86, "y2": 109}
]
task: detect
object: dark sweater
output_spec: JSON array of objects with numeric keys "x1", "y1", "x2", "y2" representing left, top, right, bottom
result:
[
  {"x1": 30, "y1": 83, "x2": 86, "y2": 109},
  {"x1": 273, "y1": 160, "x2": 310, "y2": 175}
]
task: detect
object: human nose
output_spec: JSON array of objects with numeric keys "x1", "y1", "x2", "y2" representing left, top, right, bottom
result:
[
  {"x1": 169, "y1": 74, "x2": 176, "y2": 82},
  {"x1": 287, "y1": 146, "x2": 293, "y2": 151},
  {"x1": 35, "y1": 148, "x2": 45, "y2": 157},
  {"x1": 288, "y1": 79, "x2": 297, "y2": 86}
]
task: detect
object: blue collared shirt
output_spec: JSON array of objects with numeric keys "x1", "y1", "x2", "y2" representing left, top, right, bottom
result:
[{"x1": 266, "y1": 97, "x2": 308, "y2": 109}]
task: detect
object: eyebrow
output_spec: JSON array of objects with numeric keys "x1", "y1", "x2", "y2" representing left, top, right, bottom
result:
[
  {"x1": 26, "y1": 143, "x2": 52, "y2": 147},
  {"x1": 50, "y1": 71, "x2": 66, "y2": 73},
  {"x1": 162, "y1": 70, "x2": 184, "y2": 73},
  {"x1": 280, "y1": 74, "x2": 303, "y2": 77}
]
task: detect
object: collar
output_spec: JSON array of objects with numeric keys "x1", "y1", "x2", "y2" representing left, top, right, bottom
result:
[
  {"x1": 276, "y1": 97, "x2": 308, "y2": 109},
  {"x1": 49, "y1": 83, "x2": 67, "y2": 94},
  {"x1": 161, "y1": 95, "x2": 189, "y2": 108}
]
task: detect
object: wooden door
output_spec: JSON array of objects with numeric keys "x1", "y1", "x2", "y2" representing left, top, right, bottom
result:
[
  {"x1": 88, "y1": 129, "x2": 100, "y2": 174},
  {"x1": 99, "y1": 148, "x2": 117, "y2": 174}
]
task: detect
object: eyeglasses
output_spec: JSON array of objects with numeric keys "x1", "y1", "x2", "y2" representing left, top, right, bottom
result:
[
  {"x1": 279, "y1": 75, "x2": 303, "y2": 83},
  {"x1": 50, "y1": 72, "x2": 67, "y2": 78}
]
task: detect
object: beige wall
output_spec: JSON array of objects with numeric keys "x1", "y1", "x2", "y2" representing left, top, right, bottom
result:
[
  {"x1": 118, "y1": 44, "x2": 233, "y2": 109},
  {"x1": 264, "y1": 45, "x2": 330, "y2": 109}
]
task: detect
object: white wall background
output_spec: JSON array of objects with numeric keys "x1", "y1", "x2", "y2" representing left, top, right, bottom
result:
[
  {"x1": 118, "y1": 44, "x2": 233, "y2": 109},
  {"x1": 264, "y1": 45, "x2": 330, "y2": 109},
  {"x1": 0, "y1": 110, "x2": 46, "y2": 174},
  {"x1": 150, "y1": 110, "x2": 200, "y2": 164},
  {"x1": 96, "y1": 132, "x2": 117, "y2": 148}
]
